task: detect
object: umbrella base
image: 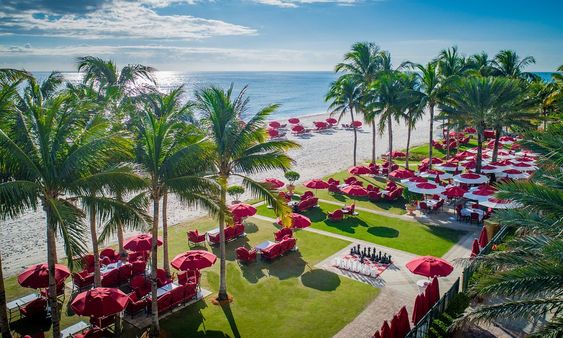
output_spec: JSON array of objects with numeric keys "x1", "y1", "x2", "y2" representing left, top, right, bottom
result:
[{"x1": 211, "y1": 293, "x2": 234, "y2": 305}]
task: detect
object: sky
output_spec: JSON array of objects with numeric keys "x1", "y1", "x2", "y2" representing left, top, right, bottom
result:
[{"x1": 0, "y1": 0, "x2": 561, "y2": 72}]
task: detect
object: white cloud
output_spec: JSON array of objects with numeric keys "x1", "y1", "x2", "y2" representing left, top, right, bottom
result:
[
  {"x1": 0, "y1": 1, "x2": 255, "y2": 40},
  {"x1": 252, "y1": 0, "x2": 363, "y2": 8}
]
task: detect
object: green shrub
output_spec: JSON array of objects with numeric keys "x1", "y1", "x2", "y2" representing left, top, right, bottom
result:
[
  {"x1": 284, "y1": 171, "x2": 300, "y2": 185},
  {"x1": 227, "y1": 185, "x2": 245, "y2": 201},
  {"x1": 427, "y1": 292, "x2": 470, "y2": 338},
  {"x1": 402, "y1": 187, "x2": 422, "y2": 204}
]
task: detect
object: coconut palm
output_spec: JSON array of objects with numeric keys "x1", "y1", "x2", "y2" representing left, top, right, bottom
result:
[
  {"x1": 193, "y1": 84, "x2": 299, "y2": 301},
  {"x1": 335, "y1": 42, "x2": 382, "y2": 163},
  {"x1": 440, "y1": 76, "x2": 524, "y2": 173},
  {"x1": 467, "y1": 52, "x2": 494, "y2": 77},
  {"x1": 367, "y1": 71, "x2": 410, "y2": 170},
  {"x1": 462, "y1": 127, "x2": 563, "y2": 336},
  {"x1": 326, "y1": 76, "x2": 363, "y2": 165},
  {"x1": 491, "y1": 50, "x2": 539, "y2": 81},
  {"x1": 133, "y1": 86, "x2": 219, "y2": 336},
  {"x1": 400, "y1": 74, "x2": 425, "y2": 169},
  {"x1": 0, "y1": 68, "x2": 29, "y2": 338},
  {"x1": 0, "y1": 74, "x2": 132, "y2": 338},
  {"x1": 404, "y1": 61, "x2": 441, "y2": 169}
]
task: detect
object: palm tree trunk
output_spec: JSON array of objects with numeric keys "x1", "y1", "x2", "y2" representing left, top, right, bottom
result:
[
  {"x1": 218, "y1": 176, "x2": 228, "y2": 300},
  {"x1": 428, "y1": 104, "x2": 434, "y2": 170},
  {"x1": 162, "y1": 190, "x2": 170, "y2": 276},
  {"x1": 445, "y1": 119, "x2": 450, "y2": 160},
  {"x1": 387, "y1": 114, "x2": 393, "y2": 172},
  {"x1": 117, "y1": 221, "x2": 126, "y2": 264},
  {"x1": 405, "y1": 121, "x2": 412, "y2": 170},
  {"x1": 476, "y1": 129, "x2": 484, "y2": 174},
  {"x1": 90, "y1": 205, "x2": 101, "y2": 287},
  {"x1": 150, "y1": 193, "x2": 160, "y2": 337},
  {"x1": 492, "y1": 127, "x2": 502, "y2": 162},
  {"x1": 46, "y1": 217, "x2": 61, "y2": 338},
  {"x1": 350, "y1": 107, "x2": 357, "y2": 166},
  {"x1": 371, "y1": 122, "x2": 376, "y2": 164},
  {"x1": 0, "y1": 253, "x2": 12, "y2": 338}
]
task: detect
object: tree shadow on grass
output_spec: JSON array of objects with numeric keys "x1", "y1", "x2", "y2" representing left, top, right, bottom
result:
[
  {"x1": 300, "y1": 269, "x2": 341, "y2": 291},
  {"x1": 324, "y1": 217, "x2": 369, "y2": 234},
  {"x1": 243, "y1": 222, "x2": 259, "y2": 234},
  {"x1": 10, "y1": 316, "x2": 51, "y2": 337},
  {"x1": 373, "y1": 198, "x2": 405, "y2": 212},
  {"x1": 301, "y1": 207, "x2": 327, "y2": 222},
  {"x1": 210, "y1": 236, "x2": 252, "y2": 262},
  {"x1": 367, "y1": 226, "x2": 400, "y2": 238},
  {"x1": 160, "y1": 300, "x2": 230, "y2": 338},
  {"x1": 264, "y1": 250, "x2": 307, "y2": 280},
  {"x1": 221, "y1": 304, "x2": 241, "y2": 338}
]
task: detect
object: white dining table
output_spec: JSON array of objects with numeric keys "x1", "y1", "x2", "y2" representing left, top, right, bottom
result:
[
  {"x1": 156, "y1": 282, "x2": 180, "y2": 298},
  {"x1": 7, "y1": 293, "x2": 39, "y2": 321},
  {"x1": 461, "y1": 208, "x2": 485, "y2": 221}
]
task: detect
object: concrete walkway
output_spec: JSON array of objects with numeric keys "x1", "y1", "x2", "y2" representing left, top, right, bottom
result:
[{"x1": 251, "y1": 199, "x2": 480, "y2": 338}]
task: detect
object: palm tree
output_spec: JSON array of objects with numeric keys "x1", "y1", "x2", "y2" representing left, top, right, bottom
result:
[
  {"x1": 0, "y1": 68, "x2": 29, "y2": 338},
  {"x1": 326, "y1": 77, "x2": 363, "y2": 165},
  {"x1": 336, "y1": 42, "x2": 382, "y2": 163},
  {"x1": 400, "y1": 74, "x2": 425, "y2": 169},
  {"x1": 193, "y1": 85, "x2": 299, "y2": 301},
  {"x1": 491, "y1": 50, "x2": 539, "y2": 81},
  {"x1": 462, "y1": 126, "x2": 563, "y2": 336},
  {"x1": 133, "y1": 86, "x2": 219, "y2": 336},
  {"x1": 405, "y1": 61, "x2": 441, "y2": 169},
  {"x1": 467, "y1": 52, "x2": 494, "y2": 76},
  {"x1": 0, "y1": 74, "x2": 131, "y2": 338},
  {"x1": 367, "y1": 71, "x2": 409, "y2": 170},
  {"x1": 440, "y1": 76, "x2": 524, "y2": 173}
]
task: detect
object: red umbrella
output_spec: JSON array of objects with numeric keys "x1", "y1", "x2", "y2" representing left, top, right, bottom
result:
[
  {"x1": 402, "y1": 176, "x2": 427, "y2": 185},
  {"x1": 124, "y1": 234, "x2": 162, "y2": 252},
  {"x1": 409, "y1": 182, "x2": 445, "y2": 195},
  {"x1": 341, "y1": 185, "x2": 368, "y2": 197},
  {"x1": 478, "y1": 227, "x2": 489, "y2": 247},
  {"x1": 288, "y1": 118, "x2": 300, "y2": 124},
  {"x1": 429, "y1": 277, "x2": 440, "y2": 305},
  {"x1": 171, "y1": 250, "x2": 217, "y2": 270},
  {"x1": 18, "y1": 263, "x2": 70, "y2": 289},
  {"x1": 351, "y1": 120, "x2": 362, "y2": 127},
  {"x1": 390, "y1": 314, "x2": 400, "y2": 338},
  {"x1": 380, "y1": 320, "x2": 391, "y2": 338},
  {"x1": 268, "y1": 121, "x2": 281, "y2": 128},
  {"x1": 285, "y1": 213, "x2": 312, "y2": 229},
  {"x1": 263, "y1": 178, "x2": 284, "y2": 189},
  {"x1": 397, "y1": 306, "x2": 411, "y2": 337},
  {"x1": 326, "y1": 117, "x2": 337, "y2": 125},
  {"x1": 71, "y1": 287, "x2": 129, "y2": 317},
  {"x1": 229, "y1": 203, "x2": 257, "y2": 218},
  {"x1": 348, "y1": 165, "x2": 371, "y2": 175},
  {"x1": 412, "y1": 293, "x2": 426, "y2": 324},
  {"x1": 443, "y1": 186, "x2": 467, "y2": 198},
  {"x1": 434, "y1": 174, "x2": 441, "y2": 183},
  {"x1": 292, "y1": 125, "x2": 305, "y2": 132},
  {"x1": 372, "y1": 330, "x2": 381, "y2": 338},
  {"x1": 464, "y1": 127, "x2": 476, "y2": 133},
  {"x1": 406, "y1": 256, "x2": 454, "y2": 278},
  {"x1": 304, "y1": 179, "x2": 329, "y2": 190},
  {"x1": 389, "y1": 169, "x2": 414, "y2": 179},
  {"x1": 421, "y1": 157, "x2": 444, "y2": 165},
  {"x1": 470, "y1": 239, "x2": 480, "y2": 258}
]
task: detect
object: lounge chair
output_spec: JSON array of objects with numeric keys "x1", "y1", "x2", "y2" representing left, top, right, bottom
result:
[
  {"x1": 235, "y1": 247, "x2": 257, "y2": 264},
  {"x1": 328, "y1": 209, "x2": 344, "y2": 221}
]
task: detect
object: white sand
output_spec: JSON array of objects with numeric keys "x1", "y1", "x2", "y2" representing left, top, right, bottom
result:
[{"x1": 0, "y1": 111, "x2": 438, "y2": 277}]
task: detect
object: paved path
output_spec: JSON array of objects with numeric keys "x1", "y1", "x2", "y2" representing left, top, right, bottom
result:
[{"x1": 251, "y1": 199, "x2": 481, "y2": 338}]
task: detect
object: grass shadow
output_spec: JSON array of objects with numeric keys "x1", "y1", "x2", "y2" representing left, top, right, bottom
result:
[
  {"x1": 221, "y1": 304, "x2": 241, "y2": 338},
  {"x1": 323, "y1": 217, "x2": 369, "y2": 234},
  {"x1": 300, "y1": 269, "x2": 341, "y2": 291},
  {"x1": 367, "y1": 226, "x2": 400, "y2": 238},
  {"x1": 263, "y1": 250, "x2": 307, "y2": 280},
  {"x1": 243, "y1": 222, "x2": 259, "y2": 234}
]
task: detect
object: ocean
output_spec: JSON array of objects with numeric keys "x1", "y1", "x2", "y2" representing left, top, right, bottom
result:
[{"x1": 35, "y1": 71, "x2": 555, "y2": 120}]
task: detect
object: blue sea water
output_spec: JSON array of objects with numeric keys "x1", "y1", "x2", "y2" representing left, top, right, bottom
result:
[{"x1": 37, "y1": 71, "x2": 555, "y2": 120}]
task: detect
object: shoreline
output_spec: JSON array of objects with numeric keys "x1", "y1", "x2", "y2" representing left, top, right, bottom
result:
[{"x1": 0, "y1": 110, "x2": 437, "y2": 277}]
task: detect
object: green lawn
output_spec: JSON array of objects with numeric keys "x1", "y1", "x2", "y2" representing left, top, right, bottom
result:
[
  {"x1": 406, "y1": 139, "x2": 479, "y2": 160},
  {"x1": 256, "y1": 202, "x2": 464, "y2": 257},
  {"x1": 5, "y1": 217, "x2": 379, "y2": 338}
]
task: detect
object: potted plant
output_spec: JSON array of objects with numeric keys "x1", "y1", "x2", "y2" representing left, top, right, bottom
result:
[
  {"x1": 227, "y1": 185, "x2": 245, "y2": 204},
  {"x1": 402, "y1": 187, "x2": 419, "y2": 216},
  {"x1": 284, "y1": 171, "x2": 300, "y2": 195}
]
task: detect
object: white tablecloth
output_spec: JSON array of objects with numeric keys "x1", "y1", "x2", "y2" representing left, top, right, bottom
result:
[
  {"x1": 461, "y1": 208, "x2": 484, "y2": 221},
  {"x1": 156, "y1": 282, "x2": 180, "y2": 298}
]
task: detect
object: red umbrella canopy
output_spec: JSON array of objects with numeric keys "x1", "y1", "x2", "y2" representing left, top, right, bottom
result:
[
  {"x1": 288, "y1": 213, "x2": 312, "y2": 229},
  {"x1": 397, "y1": 306, "x2": 411, "y2": 337},
  {"x1": 389, "y1": 169, "x2": 414, "y2": 179},
  {"x1": 124, "y1": 234, "x2": 162, "y2": 252},
  {"x1": 263, "y1": 178, "x2": 285, "y2": 189},
  {"x1": 348, "y1": 165, "x2": 371, "y2": 175},
  {"x1": 351, "y1": 120, "x2": 362, "y2": 127},
  {"x1": 464, "y1": 127, "x2": 477, "y2": 133},
  {"x1": 470, "y1": 239, "x2": 480, "y2": 258},
  {"x1": 390, "y1": 314, "x2": 401, "y2": 338},
  {"x1": 292, "y1": 125, "x2": 305, "y2": 132},
  {"x1": 444, "y1": 186, "x2": 468, "y2": 198},
  {"x1": 421, "y1": 157, "x2": 444, "y2": 165},
  {"x1": 411, "y1": 293, "x2": 426, "y2": 324},
  {"x1": 341, "y1": 185, "x2": 368, "y2": 197},
  {"x1": 268, "y1": 121, "x2": 281, "y2": 128},
  {"x1": 372, "y1": 330, "x2": 381, "y2": 338},
  {"x1": 427, "y1": 277, "x2": 440, "y2": 306},
  {"x1": 402, "y1": 176, "x2": 427, "y2": 184},
  {"x1": 18, "y1": 263, "x2": 70, "y2": 289},
  {"x1": 406, "y1": 256, "x2": 454, "y2": 278},
  {"x1": 326, "y1": 117, "x2": 337, "y2": 124},
  {"x1": 71, "y1": 287, "x2": 129, "y2": 317},
  {"x1": 380, "y1": 320, "x2": 391, "y2": 338},
  {"x1": 478, "y1": 227, "x2": 489, "y2": 247},
  {"x1": 288, "y1": 118, "x2": 300, "y2": 124},
  {"x1": 304, "y1": 179, "x2": 329, "y2": 189},
  {"x1": 229, "y1": 203, "x2": 257, "y2": 218},
  {"x1": 171, "y1": 250, "x2": 217, "y2": 270}
]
